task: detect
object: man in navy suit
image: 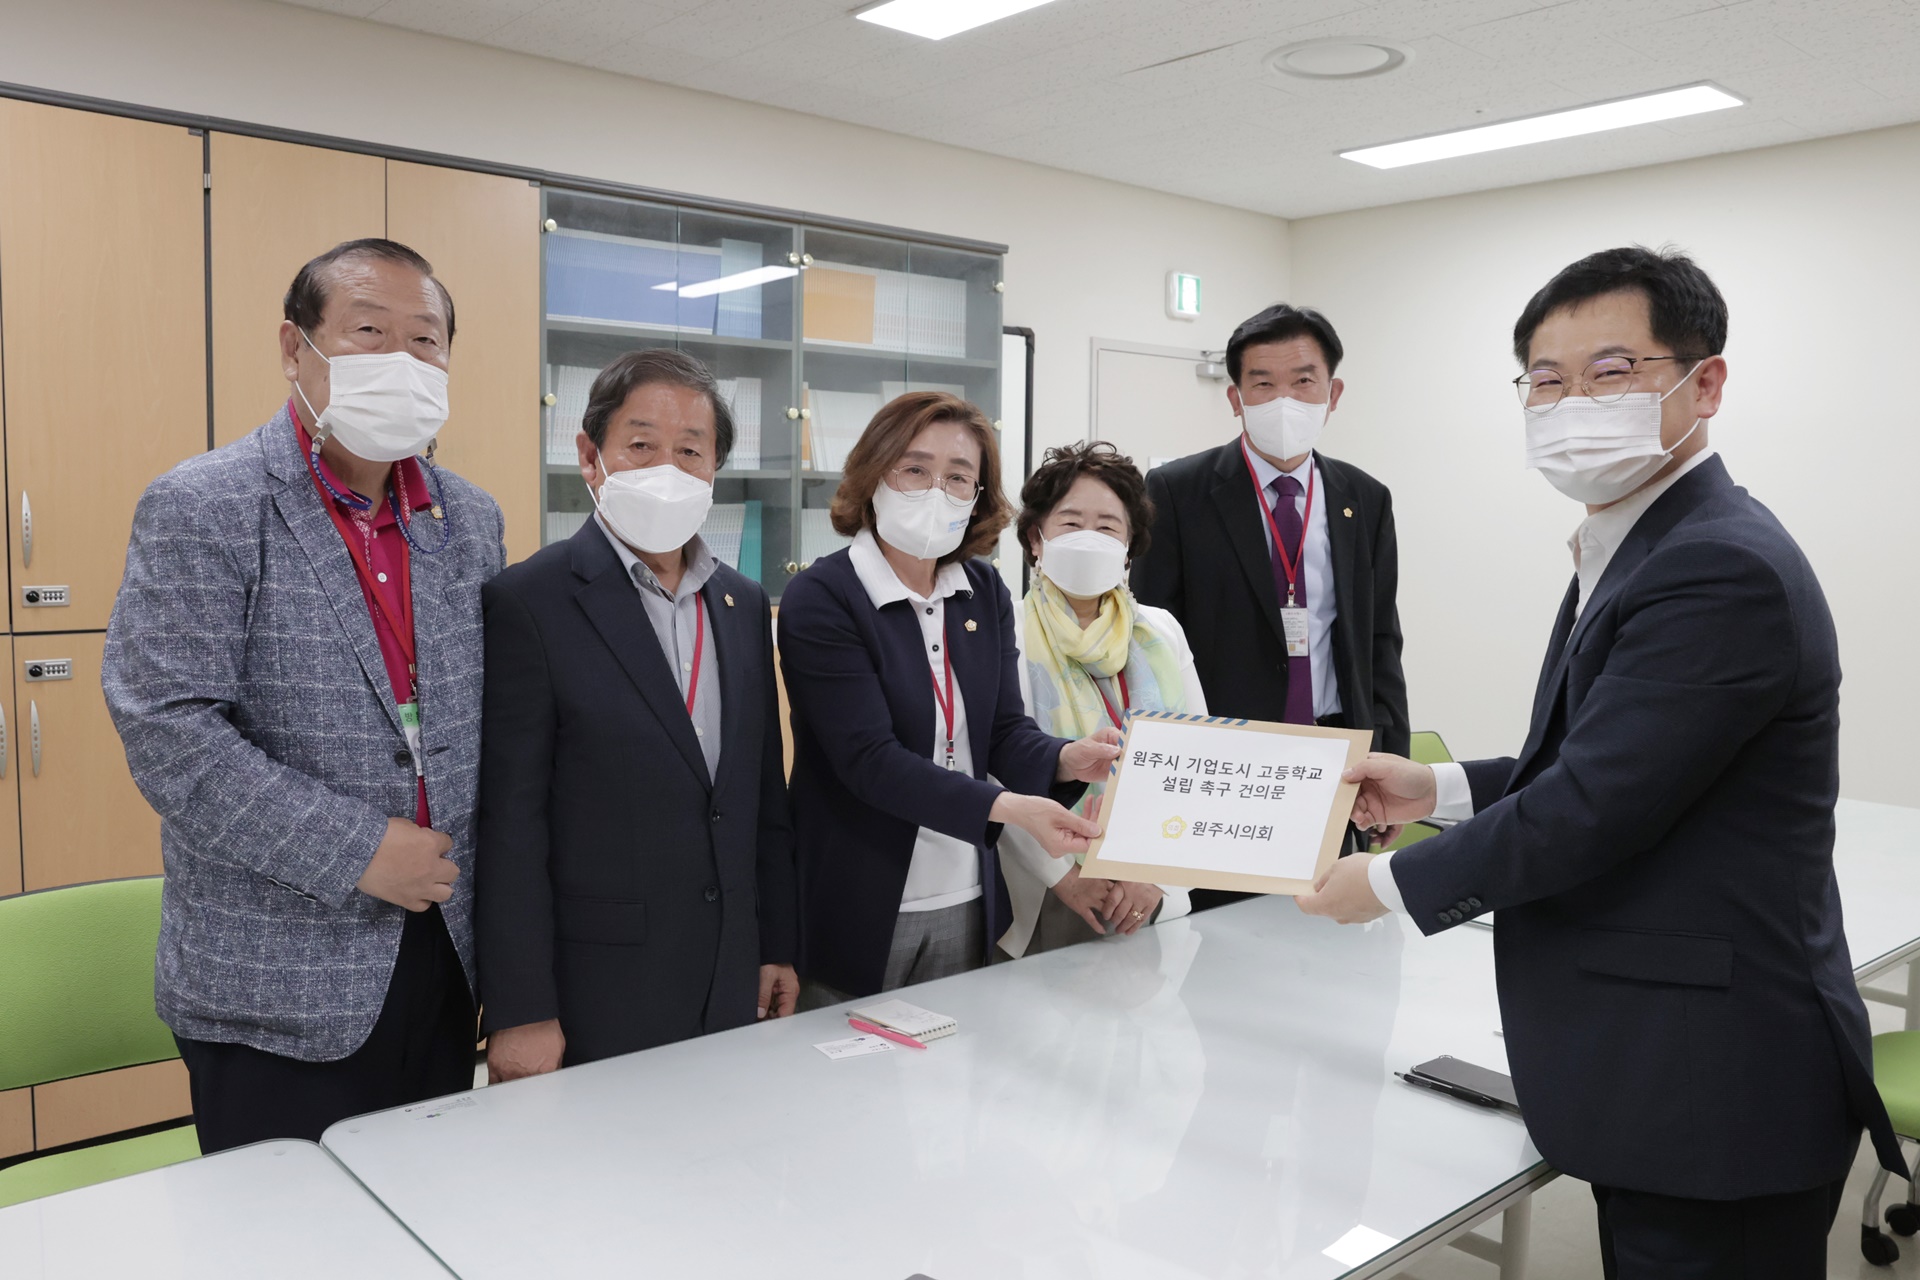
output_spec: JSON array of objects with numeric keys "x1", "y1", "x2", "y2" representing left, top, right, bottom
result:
[
  {"x1": 476, "y1": 349, "x2": 798, "y2": 1081},
  {"x1": 1300, "y1": 246, "x2": 1905, "y2": 1278}
]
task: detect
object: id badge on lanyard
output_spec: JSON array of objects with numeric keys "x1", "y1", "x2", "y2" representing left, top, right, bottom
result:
[
  {"x1": 398, "y1": 700, "x2": 426, "y2": 778},
  {"x1": 1280, "y1": 606, "x2": 1310, "y2": 659}
]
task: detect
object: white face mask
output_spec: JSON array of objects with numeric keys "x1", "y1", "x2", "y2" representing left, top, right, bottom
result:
[
  {"x1": 1524, "y1": 362, "x2": 1703, "y2": 505},
  {"x1": 1040, "y1": 530, "x2": 1129, "y2": 599},
  {"x1": 1239, "y1": 392, "x2": 1328, "y2": 461},
  {"x1": 299, "y1": 331, "x2": 449, "y2": 463},
  {"x1": 872, "y1": 480, "x2": 975, "y2": 561},
  {"x1": 592, "y1": 457, "x2": 713, "y2": 555}
]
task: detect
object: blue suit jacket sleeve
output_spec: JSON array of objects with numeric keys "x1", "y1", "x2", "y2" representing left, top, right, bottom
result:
[
  {"x1": 777, "y1": 570, "x2": 1009, "y2": 847},
  {"x1": 1393, "y1": 538, "x2": 1797, "y2": 932}
]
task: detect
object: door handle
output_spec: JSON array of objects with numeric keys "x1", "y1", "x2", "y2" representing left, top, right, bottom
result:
[
  {"x1": 20, "y1": 491, "x2": 30, "y2": 568},
  {"x1": 29, "y1": 700, "x2": 39, "y2": 777}
]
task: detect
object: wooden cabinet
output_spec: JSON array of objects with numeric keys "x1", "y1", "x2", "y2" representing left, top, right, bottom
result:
[
  {"x1": 210, "y1": 134, "x2": 386, "y2": 446},
  {"x1": 0, "y1": 636, "x2": 21, "y2": 900},
  {"x1": 33, "y1": 1060, "x2": 190, "y2": 1150},
  {"x1": 0, "y1": 1089, "x2": 29, "y2": 1159},
  {"x1": 0, "y1": 101, "x2": 208, "y2": 634},
  {"x1": 18, "y1": 633, "x2": 160, "y2": 891},
  {"x1": 386, "y1": 161, "x2": 541, "y2": 565}
]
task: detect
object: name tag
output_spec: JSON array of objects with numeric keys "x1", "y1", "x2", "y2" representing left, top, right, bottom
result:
[
  {"x1": 399, "y1": 702, "x2": 426, "y2": 778},
  {"x1": 1281, "y1": 606, "x2": 1310, "y2": 659}
]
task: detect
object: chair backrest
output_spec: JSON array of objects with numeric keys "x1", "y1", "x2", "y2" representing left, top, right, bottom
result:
[
  {"x1": 1408, "y1": 731, "x2": 1454, "y2": 766},
  {"x1": 0, "y1": 877, "x2": 177, "y2": 1092}
]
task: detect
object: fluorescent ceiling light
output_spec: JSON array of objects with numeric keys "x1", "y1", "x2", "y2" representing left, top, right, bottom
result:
[
  {"x1": 1340, "y1": 83, "x2": 1743, "y2": 170},
  {"x1": 855, "y1": 0, "x2": 1057, "y2": 41},
  {"x1": 650, "y1": 265, "x2": 799, "y2": 298}
]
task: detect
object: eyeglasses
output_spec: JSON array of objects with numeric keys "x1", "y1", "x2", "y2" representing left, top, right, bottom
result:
[
  {"x1": 888, "y1": 463, "x2": 982, "y2": 502},
  {"x1": 1514, "y1": 355, "x2": 1704, "y2": 413}
]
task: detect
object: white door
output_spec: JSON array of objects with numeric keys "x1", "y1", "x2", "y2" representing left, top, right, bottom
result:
[{"x1": 1089, "y1": 339, "x2": 1239, "y2": 471}]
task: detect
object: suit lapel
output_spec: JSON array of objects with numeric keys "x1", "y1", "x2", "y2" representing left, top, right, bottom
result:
[
  {"x1": 1206, "y1": 446, "x2": 1287, "y2": 647},
  {"x1": 702, "y1": 574, "x2": 752, "y2": 797},
  {"x1": 572, "y1": 524, "x2": 712, "y2": 789},
  {"x1": 263, "y1": 414, "x2": 406, "y2": 741},
  {"x1": 1317, "y1": 456, "x2": 1360, "y2": 704},
  {"x1": 944, "y1": 578, "x2": 995, "y2": 778},
  {"x1": 1504, "y1": 457, "x2": 1734, "y2": 789}
]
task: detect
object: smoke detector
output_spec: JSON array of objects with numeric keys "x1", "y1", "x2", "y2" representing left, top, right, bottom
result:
[{"x1": 1266, "y1": 38, "x2": 1411, "y2": 80}]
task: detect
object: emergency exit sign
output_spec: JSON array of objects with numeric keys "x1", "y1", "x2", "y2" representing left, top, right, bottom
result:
[{"x1": 1166, "y1": 271, "x2": 1201, "y2": 320}]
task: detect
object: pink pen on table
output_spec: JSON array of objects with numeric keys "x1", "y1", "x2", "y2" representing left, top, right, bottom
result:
[{"x1": 847, "y1": 1016, "x2": 927, "y2": 1050}]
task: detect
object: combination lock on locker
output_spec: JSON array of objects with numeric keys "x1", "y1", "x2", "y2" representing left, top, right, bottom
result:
[
  {"x1": 21, "y1": 584, "x2": 69, "y2": 607},
  {"x1": 23, "y1": 658, "x2": 73, "y2": 682}
]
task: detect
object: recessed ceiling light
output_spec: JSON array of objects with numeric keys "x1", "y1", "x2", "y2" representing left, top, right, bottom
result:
[
  {"x1": 651, "y1": 265, "x2": 800, "y2": 298},
  {"x1": 1341, "y1": 83, "x2": 1744, "y2": 169},
  {"x1": 1267, "y1": 39, "x2": 1410, "y2": 81},
  {"x1": 854, "y1": 0, "x2": 1058, "y2": 41}
]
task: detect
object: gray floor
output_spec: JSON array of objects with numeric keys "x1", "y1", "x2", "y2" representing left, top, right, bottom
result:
[{"x1": 1395, "y1": 965, "x2": 1919, "y2": 1280}]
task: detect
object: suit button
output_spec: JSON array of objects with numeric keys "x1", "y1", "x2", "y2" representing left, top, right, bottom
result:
[
  {"x1": 1466, "y1": 897, "x2": 1482, "y2": 910},
  {"x1": 710, "y1": 811, "x2": 722, "y2": 824},
  {"x1": 704, "y1": 886, "x2": 720, "y2": 903},
  {"x1": 394, "y1": 748, "x2": 413, "y2": 768},
  {"x1": 1436, "y1": 913, "x2": 1451, "y2": 927}
]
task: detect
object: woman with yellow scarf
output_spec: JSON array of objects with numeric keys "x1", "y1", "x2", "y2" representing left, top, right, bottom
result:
[{"x1": 1001, "y1": 443, "x2": 1208, "y2": 957}]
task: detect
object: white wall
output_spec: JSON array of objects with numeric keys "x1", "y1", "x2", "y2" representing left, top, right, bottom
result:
[
  {"x1": 0, "y1": 0, "x2": 1289, "y2": 461},
  {"x1": 1291, "y1": 123, "x2": 1920, "y2": 805}
]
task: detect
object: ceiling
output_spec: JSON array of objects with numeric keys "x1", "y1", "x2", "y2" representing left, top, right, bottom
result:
[{"x1": 274, "y1": 0, "x2": 1920, "y2": 218}]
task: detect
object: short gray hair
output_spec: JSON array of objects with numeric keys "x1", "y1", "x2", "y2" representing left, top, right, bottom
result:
[{"x1": 582, "y1": 348, "x2": 735, "y2": 466}]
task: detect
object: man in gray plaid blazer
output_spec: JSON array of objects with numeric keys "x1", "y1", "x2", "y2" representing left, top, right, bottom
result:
[{"x1": 104, "y1": 239, "x2": 505, "y2": 1152}]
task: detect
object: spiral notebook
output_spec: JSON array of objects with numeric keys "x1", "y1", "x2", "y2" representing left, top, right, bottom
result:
[{"x1": 848, "y1": 998, "x2": 957, "y2": 1041}]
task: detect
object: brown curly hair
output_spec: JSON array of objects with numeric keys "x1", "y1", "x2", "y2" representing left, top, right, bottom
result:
[
  {"x1": 1015, "y1": 441, "x2": 1155, "y2": 567},
  {"x1": 829, "y1": 391, "x2": 1012, "y2": 564}
]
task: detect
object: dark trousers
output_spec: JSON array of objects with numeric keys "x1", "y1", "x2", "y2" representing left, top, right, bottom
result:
[
  {"x1": 1592, "y1": 1174, "x2": 1849, "y2": 1280},
  {"x1": 176, "y1": 905, "x2": 476, "y2": 1154}
]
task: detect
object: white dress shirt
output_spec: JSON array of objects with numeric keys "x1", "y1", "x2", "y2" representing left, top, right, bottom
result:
[
  {"x1": 1243, "y1": 440, "x2": 1341, "y2": 718},
  {"x1": 1366, "y1": 450, "x2": 1717, "y2": 915},
  {"x1": 847, "y1": 530, "x2": 983, "y2": 912}
]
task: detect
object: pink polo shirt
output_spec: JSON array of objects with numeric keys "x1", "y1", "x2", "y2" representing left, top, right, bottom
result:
[{"x1": 293, "y1": 402, "x2": 435, "y2": 827}]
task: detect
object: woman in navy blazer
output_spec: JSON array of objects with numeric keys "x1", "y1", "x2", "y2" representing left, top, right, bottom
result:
[{"x1": 779, "y1": 392, "x2": 1121, "y2": 1001}]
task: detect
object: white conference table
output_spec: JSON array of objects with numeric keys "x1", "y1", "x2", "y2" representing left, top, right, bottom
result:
[
  {"x1": 326, "y1": 900, "x2": 1543, "y2": 1280},
  {"x1": 0, "y1": 1139, "x2": 451, "y2": 1278}
]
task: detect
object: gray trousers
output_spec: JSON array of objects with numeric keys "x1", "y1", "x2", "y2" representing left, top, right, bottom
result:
[{"x1": 800, "y1": 899, "x2": 985, "y2": 1009}]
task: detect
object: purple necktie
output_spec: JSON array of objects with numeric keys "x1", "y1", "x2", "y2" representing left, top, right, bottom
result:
[{"x1": 1271, "y1": 474, "x2": 1314, "y2": 725}]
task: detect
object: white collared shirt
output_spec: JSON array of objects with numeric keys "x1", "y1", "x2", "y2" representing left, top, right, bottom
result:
[
  {"x1": 847, "y1": 529, "x2": 984, "y2": 912},
  {"x1": 1367, "y1": 449, "x2": 1718, "y2": 915},
  {"x1": 1242, "y1": 440, "x2": 1342, "y2": 718}
]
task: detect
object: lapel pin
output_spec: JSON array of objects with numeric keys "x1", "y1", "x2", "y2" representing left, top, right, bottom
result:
[
  {"x1": 430, "y1": 505, "x2": 445, "y2": 520},
  {"x1": 964, "y1": 619, "x2": 978, "y2": 632},
  {"x1": 1342, "y1": 507, "x2": 1353, "y2": 518},
  {"x1": 724, "y1": 593, "x2": 735, "y2": 607}
]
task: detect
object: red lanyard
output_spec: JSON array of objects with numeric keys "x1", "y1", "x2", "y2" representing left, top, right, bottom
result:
[
  {"x1": 1242, "y1": 442, "x2": 1315, "y2": 608},
  {"x1": 684, "y1": 599, "x2": 706, "y2": 717},
  {"x1": 930, "y1": 617, "x2": 956, "y2": 770},
  {"x1": 1095, "y1": 670, "x2": 1130, "y2": 730},
  {"x1": 306, "y1": 444, "x2": 417, "y2": 696}
]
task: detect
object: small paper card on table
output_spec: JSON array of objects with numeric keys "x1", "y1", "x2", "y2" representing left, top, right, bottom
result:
[
  {"x1": 814, "y1": 1034, "x2": 896, "y2": 1061},
  {"x1": 1080, "y1": 711, "x2": 1372, "y2": 895}
]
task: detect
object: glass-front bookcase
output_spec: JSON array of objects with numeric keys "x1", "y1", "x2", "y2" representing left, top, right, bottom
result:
[{"x1": 540, "y1": 188, "x2": 1004, "y2": 600}]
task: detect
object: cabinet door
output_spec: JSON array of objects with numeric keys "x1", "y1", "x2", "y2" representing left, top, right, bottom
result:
[
  {"x1": 0, "y1": 101, "x2": 207, "y2": 633},
  {"x1": 0, "y1": 637, "x2": 22, "y2": 899},
  {"x1": 211, "y1": 134, "x2": 385, "y2": 446},
  {"x1": 386, "y1": 161, "x2": 541, "y2": 565},
  {"x1": 34, "y1": 1060, "x2": 190, "y2": 1149},
  {"x1": 18, "y1": 633, "x2": 160, "y2": 890},
  {"x1": 0, "y1": 1088, "x2": 29, "y2": 1159}
]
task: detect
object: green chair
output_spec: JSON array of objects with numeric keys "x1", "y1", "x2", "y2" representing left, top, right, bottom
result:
[
  {"x1": 0, "y1": 877, "x2": 199, "y2": 1208},
  {"x1": 1385, "y1": 730, "x2": 1455, "y2": 852},
  {"x1": 1860, "y1": 1029, "x2": 1920, "y2": 1265}
]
